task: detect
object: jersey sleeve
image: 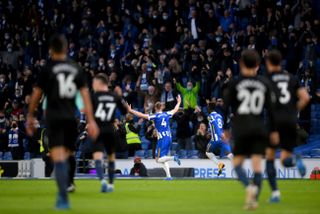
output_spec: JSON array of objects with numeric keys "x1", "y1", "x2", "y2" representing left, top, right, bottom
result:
[
  {"x1": 166, "y1": 111, "x2": 174, "y2": 118},
  {"x1": 148, "y1": 114, "x2": 156, "y2": 121},
  {"x1": 117, "y1": 97, "x2": 128, "y2": 115},
  {"x1": 35, "y1": 68, "x2": 47, "y2": 92},
  {"x1": 265, "y1": 80, "x2": 277, "y2": 132},
  {"x1": 74, "y1": 66, "x2": 86, "y2": 89}
]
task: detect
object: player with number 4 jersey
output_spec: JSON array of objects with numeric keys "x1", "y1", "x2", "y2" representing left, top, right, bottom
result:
[
  {"x1": 127, "y1": 95, "x2": 182, "y2": 180},
  {"x1": 91, "y1": 73, "x2": 127, "y2": 193}
]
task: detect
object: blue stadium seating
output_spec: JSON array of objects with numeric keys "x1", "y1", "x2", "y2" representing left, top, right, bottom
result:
[{"x1": 134, "y1": 150, "x2": 145, "y2": 158}]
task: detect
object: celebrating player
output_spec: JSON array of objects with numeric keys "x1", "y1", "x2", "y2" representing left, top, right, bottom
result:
[
  {"x1": 26, "y1": 34, "x2": 99, "y2": 210},
  {"x1": 91, "y1": 73, "x2": 127, "y2": 192},
  {"x1": 223, "y1": 49, "x2": 278, "y2": 210},
  {"x1": 127, "y1": 95, "x2": 182, "y2": 180},
  {"x1": 205, "y1": 99, "x2": 233, "y2": 176},
  {"x1": 265, "y1": 50, "x2": 310, "y2": 202}
]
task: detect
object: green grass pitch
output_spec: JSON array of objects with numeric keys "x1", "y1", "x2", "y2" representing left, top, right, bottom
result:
[{"x1": 0, "y1": 179, "x2": 319, "y2": 214}]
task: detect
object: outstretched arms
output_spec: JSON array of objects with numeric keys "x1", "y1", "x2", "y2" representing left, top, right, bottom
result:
[
  {"x1": 169, "y1": 95, "x2": 182, "y2": 115},
  {"x1": 127, "y1": 104, "x2": 149, "y2": 120}
]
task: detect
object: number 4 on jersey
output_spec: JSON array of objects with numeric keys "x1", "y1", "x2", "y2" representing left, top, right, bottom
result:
[{"x1": 95, "y1": 103, "x2": 116, "y2": 121}]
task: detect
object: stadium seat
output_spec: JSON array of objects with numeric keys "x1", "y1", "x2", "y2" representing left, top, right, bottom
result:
[
  {"x1": 24, "y1": 152, "x2": 30, "y2": 160},
  {"x1": 171, "y1": 142, "x2": 179, "y2": 151},
  {"x1": 3, "y1": 152, "x2": 12, "y2": 160},
  {"x1": 146, "y1": 150, "x2": 153, "y2": 159},
  {"x1": 190, "y1": 150, "x2": 199, "y2": 159},
  {"x1": 134, "y1": 150, "x2": 145, "y2": 158},
  {"x1": 310, "y1": 149, "x2": 320, "y2": 157},
  {"x1": 178, "y1": 149, "x2": 187, "y2": 158}
]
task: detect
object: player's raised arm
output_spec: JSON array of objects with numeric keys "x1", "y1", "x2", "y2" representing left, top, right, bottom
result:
[
  {"x1": 169, "y1": 95, "x2": 182, "y2": 115},
  {"x1": 127, "y1": 103, "x2": 149, "y2": 120},
  {"x1": 26, "y1": 87, "x2": 43, "y2": 136},
  {"x1": 297, "y1": 87, "x2": 310, "y2": 111},
  {"x1": 80, "y1": 87, "x2": 99, "y2": 139}
]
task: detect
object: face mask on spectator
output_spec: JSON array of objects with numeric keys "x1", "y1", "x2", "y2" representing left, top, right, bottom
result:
[
  {"x1": 0, "y1": 78, "x2": 4, "y2": 84},
  {"x1": 216, "y1": 37, "x2": 222, "y2": 43},
  {"x1": 7, "y1": 47, "x2": 12, "y2": 52},
  {"x1": 153, "y1": 15, "x2": 157, "y2": 19},
  {"x1": 5, "y1": 34, "x2": 9, "y2": 40},
  {"x1": 108, "y1": 63, "x2": 114, "y2": 68},
  {"x1": 163, "y1": 15, "x2": 168, "y2": 20},
  {"x1": 187, "y1": 85, "x2": 192, "y2": 90}
]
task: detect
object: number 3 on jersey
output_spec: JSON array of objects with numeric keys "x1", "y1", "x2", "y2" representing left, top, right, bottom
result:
[
  {"x1": 95, "y1": 103, "x2": 116, "y2": 121},
  {"x1": 277, "y1": 82, "x2": 290, "y2": 104}
]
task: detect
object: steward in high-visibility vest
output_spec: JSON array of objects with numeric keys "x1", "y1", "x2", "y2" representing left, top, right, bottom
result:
[{"x1": 125, "y1": 114, "x2": 142, "y2": 157}]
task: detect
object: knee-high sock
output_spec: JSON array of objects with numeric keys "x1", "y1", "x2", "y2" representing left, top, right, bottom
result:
[
  {"x1": 266, "y1": 160, "x2": 278, "y2": 191},
  {"x1": 54, "y1": 161, "x2": 68, "y2": 201},
  {"x1": 161, "y1": 162, "x2": 171, "y2": 178},
  {"x1": 108, "y1": 161, "x2": 115, "y2": 184},
  {"x1": 227, "y1": 153, "x2": 233, "y2": 160},
  {"x1": 253, "y1": 173, "x2": 262, "y2": 199},
  {"x1": 157, "y1": 156, "x2": 174, "y2": 163},
  {"x1": 95, "y1": 160, "x2": 104, "y2": 181},
  {"x1": 206, "y1": 152, "x2": 219, "y2": 165},
  {"x1": 282, "y1": 156, "x2": 295, "y2": 167},
  {"x1": 68, "y1": 155, "x2": 76, "y2": 185},
  {"x1": 234, "y1": 165, "x2": 249, "y2": 187}
]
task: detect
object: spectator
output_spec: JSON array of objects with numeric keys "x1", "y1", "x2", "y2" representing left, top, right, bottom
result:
[
  {"x1": 125, "y1": 114, "x2": 142, "y2": 157},
  {"x1": 114, "y1": 119, "x2": 129, "y2": 159},
  {"x1": 160, "y1": 81, "x2": 178, "y2": 111},
  {"x1": 174, "y1": 109, "x2": 193, "y2": 153},
  {"x1": 175, "y1": 78, "x2": 200, "y2": 110},
  {"x1": 194, "y1": 122, "x2": 210, "y2": 159},
  {"x1": 8, "y1": 120, "x2": 24, "y2": 160}
]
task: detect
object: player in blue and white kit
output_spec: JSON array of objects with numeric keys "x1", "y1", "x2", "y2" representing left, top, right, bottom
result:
[
  {"x1": 206, "y1": 100, "x2": 233, "y2": 176},
  {"x1": 127, "y1": 95, "x2": 182, "y2": 180}
]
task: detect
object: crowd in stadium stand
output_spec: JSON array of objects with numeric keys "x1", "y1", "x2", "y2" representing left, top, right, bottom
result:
[{"x1": 0, "y1": 0, "x2": 319, "y2": 160}]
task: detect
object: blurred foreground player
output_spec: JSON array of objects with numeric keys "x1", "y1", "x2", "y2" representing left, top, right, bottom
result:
[
  {"x1": 127, "y1": 96, "x2": 182, "y2": 180},
  {"x1": 205, "y1": 99, "x2": 233, "y2": 176},
  {"x1": 265, "y1": 50, "x2": 310, "y2": 202},
  {"x1": 26, "y1": 34, "x2": 99, "y2": 209},
  {"x1": 91, "y1": 74, "x2": 127, "y2": 192},
  {"x1": 223, "y1": 49, "x2": 278, "y2": 210}
]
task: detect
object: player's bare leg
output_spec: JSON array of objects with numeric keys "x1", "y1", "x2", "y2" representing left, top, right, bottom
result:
[
  {"x1": 266, "y1": 148, "x2": 280, "y2": 202},
  {"x1": 51, "y1": 146, "x2": 70, "y2": 209},
  {"x1": 280, "y1": 150, "x2": 306, "y2": 177}
]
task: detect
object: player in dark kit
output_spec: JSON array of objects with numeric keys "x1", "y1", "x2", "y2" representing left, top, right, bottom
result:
[
  {"x1": 223, "y1": 49, "x2": 278, "y2": 210},
  {"x1": 91, "y1": 73, "x2": 127, "y2": 193},
  {"x1": 26, "y1": 34, "x2": 99, "y2": 210},
  {"x1": 265, "y1": 50, "x2": 310, "y2": 203}
]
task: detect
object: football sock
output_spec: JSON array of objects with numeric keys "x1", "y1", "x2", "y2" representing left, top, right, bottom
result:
[
  {"x1": 253, "y1": 172, "x2": 262, "y2": 199},
  {"x1": 227, "y1": 153, "x2": 234, "y2": 160},
  {"x1": 68, "y1": 155, "x2": 76, "y2": 185},
  {"x1": 234, "y1": 165, "x2": 249, "y2": 187},
  {"x1": 95, "y1": 160, "x2": 104, "y2": 181},
  {"x1": 266, "y1": 160, "x2": 278, "y2": 191},
  {"x1": 54, "y1": 161, "x2": 68, "y2": 201},
  {"x1": 206, "y1": 152, "x2": 219, "y2": 165},
  {"x1": 157, "y1": 156, "x2": 174, "y2": 163},
  {"x1": 108, "y1": 161, "x2": 115, "y2": 184},
  {"x1": 162, "y1": 162, "x2": 171, "y2": 178},
  {"x1": 282, "y1": 157, "x2": 295, "y2": 167}
]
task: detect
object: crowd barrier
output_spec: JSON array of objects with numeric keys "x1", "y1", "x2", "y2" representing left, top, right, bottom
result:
[{"x1": 0, "y1": 158, "x2": 319, "y2": 179}]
